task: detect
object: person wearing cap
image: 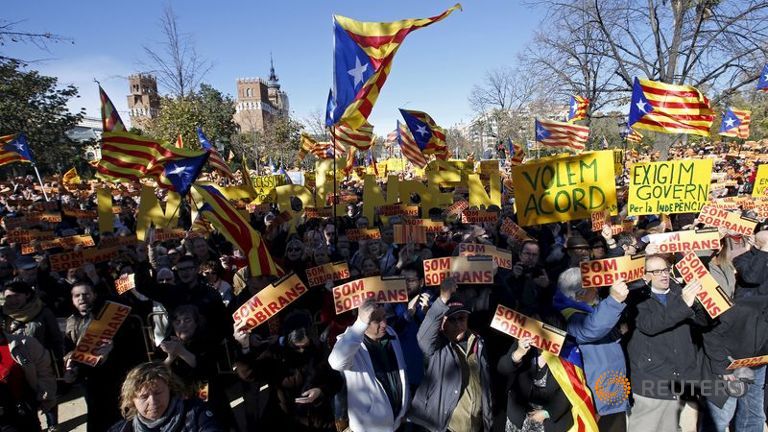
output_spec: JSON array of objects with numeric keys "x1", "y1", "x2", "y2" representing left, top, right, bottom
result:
[
  {"x1": 328, "y1": 300, "x2": 409, "y2": 432},
  {"x1": 407, "y1": 277, "x2": 493, "y2": 432}
]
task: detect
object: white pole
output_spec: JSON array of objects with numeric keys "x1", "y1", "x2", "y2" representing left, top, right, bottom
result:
[{"x1": 32, "y1": 164, "x2": 49, "y2": 201}]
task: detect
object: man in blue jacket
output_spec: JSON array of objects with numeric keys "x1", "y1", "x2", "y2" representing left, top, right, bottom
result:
[{"x1": 553, "y1": 267, "x2": 629, "y2": 432}]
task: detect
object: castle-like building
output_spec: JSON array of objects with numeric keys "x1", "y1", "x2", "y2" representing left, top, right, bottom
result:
[
  {"x1": 126, "y1": 74, "x2": 160, "y2": 130},
  {"x1": 233, "y1": 57, "x2": 290, "y2": 133}
]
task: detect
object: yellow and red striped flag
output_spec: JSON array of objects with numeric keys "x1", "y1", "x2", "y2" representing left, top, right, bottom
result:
[
  {"x1": 175, "y1": 134, "x2": 184, "y2": 149},
  {"x1": 97, "y1": 131, "x2": 175, "y2": 181},
  {"x1": 331, "y1": 122, "x2": 375, "y2": 151},
  {"x1": 298, "y1": 133, "x2": 317, "y2": 161},
  {"x1": 99, "y1": 85, "x2": 126, "y2": 133},
  {"x1": 626, "y1": 128, "x2": 643, "y2": 143},
  {"x1": 543, "y1": 350, "x2": 599, "y2": 432},
  {"x1": 326, "y1": 4, "x2": 462, "y2": 130},
  {"x1": 397, "y1": 121, "x2": 427, "y2": 168},
  {"x1": 629, "y1": 78, "x2": 714, "y2": 136},
  {"x1": 193, "y1": 184, "x2": 281, "y2": 277},
  {"x1": 719, "y1": 108, "x2": 751, "y2": 139},
  {"x1": 535, "y1": 118, "x2": 589, "y2": 152},
  {"x1": 566, "y1": 95, "x2": 590, "y2": 123}
]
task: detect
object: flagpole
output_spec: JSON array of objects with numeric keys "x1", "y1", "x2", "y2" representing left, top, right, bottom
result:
[
  {"x1": 32, "y1": 164, "x2": 49, "y2": 201},
  {"x1": 330, "y1": 128, "x2": 338, "y2": 228}
]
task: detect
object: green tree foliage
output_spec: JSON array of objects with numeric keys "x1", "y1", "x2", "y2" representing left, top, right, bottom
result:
[
  {"x1": 0, "y1": 60, "x2": 84, "y2": 173},
  {"x1": 146, "y1": 83, "x2": 237, "y2": 151}
]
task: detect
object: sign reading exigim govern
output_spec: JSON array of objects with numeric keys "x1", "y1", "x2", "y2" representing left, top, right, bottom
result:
[
  {"x1": 628, "y1": 159, "x2": 712, "y2": 216},
  {"x1": 511, "y1": 151, "x2": 618, "y2": 226}
]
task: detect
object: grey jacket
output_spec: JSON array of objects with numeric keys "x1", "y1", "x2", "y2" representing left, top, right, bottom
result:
[{"x1": 407, "y1": 299, "x2": 493, "y2": 431}]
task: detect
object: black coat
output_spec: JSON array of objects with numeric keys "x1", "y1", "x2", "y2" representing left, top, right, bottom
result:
[
  {"x1": 497, "y1": 343, "x2": 573, "y2": 432},
  {"x1": 625, "y1": 281, "x2": 710, "y2": 399},
  {"x1": 107, "y1": 399, "x2": 223, "y2": 432},
  {"x1": 733, "y1": 247, "x2": 768, "y2": 297}
]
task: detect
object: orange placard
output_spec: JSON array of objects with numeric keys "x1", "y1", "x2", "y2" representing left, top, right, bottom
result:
[
  {"x1": 445, "y1": 200, "x2": 469, "y2": 217},
  {"x1": 71, "y1": 301, "x2": 132, "y2": 367},
  {"x1": 500, "y1": 218, "x2": 533, "y2": 244},
  {"x1": 233, "y1": 273, "x2": 308, "y2": 332},
  {"x1": 377, "y1": 203, "x2": 419, "y2": 217},
  {"x1": 698, "y1": 205, "x2": 758, "y2": 236},
  {"x1": 675, "y1": 252, "x2": 733, "y2": 318},
  {"x1": 727, "y1": 355, "x2": 768, "y2": 370},
  {"x1": 646, "y1": 229, "x2": 720, "y2": 254},
  {"x1": 154, "y1": 229, "x2": 186, "y2": 242},
  {"x1": 591, "y1": 209, "x2": 609, "y2": 232},
  {"x1": 114, "y1": 274, "x2": 136, "y2": 295},
  {"x1": 304, "y1": 207, "x2": 333, "y2": 219},
  {"x1": 580, "y1": 255, "x2": 646, "y2": 288},
  {"x1": 306, "y1": 261, "x2": 351, "y2": 287},
  {"x1": 393, "y1": 225, "x2": 427, "y2": 244},
  {"x1": 458, "y1": 243, "x2": 513, "y2": 269},
  {"x1": 345, "y1": 228, "x2": 382, "y2": 242},
  {"x1": 402, "y1": 218, "x2": 444, "y2": 233},
  {"x1": 422, "y1": 256, "x2": 494, "y2": 286},
  {"x1": 461, "y1": 209, "x2": 499, "y2": 224},
  {"x1": 332, "y1": 276, "x2": 408, "y2": 314},
  {"x1": 490, "y1": 305, "x2": 566, "y2": 355}
]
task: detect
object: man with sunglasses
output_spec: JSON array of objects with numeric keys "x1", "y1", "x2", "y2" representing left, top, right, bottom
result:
[{"x1": 626, "y1": 255, "x2": 709, "y2": 431}]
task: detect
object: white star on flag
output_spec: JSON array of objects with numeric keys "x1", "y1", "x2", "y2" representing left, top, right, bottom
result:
[
  {"x1": 536, "y1": 126, "x2": 547, "y2": 139},
  {"x1": 13, "y1": 143, "x2": 24, "y2": 152},
  {"x1": 415, "y1": 125, "x2": 429, "y2": 136},
  {"x1": 635, "y1": 101, "x2": 648, "y2": 113},
  {"x1": 724, "y1": 117, "x2": 736, "y2": 128},
  {"x1": 168, "y1": 165, "x2": 188, "y2": 177},
  {"x1": 571, "y1": 101, "x2": 579, "y2": 112},
  {"x1": 347, "y1": 57, "x2": 368, "y2": 88}
]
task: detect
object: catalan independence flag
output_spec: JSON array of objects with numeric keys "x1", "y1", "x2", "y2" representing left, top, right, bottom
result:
[
  {"x1": 326, "y1": 4, "x2": 462, "y2": 130},
  {"x1": 535, "y1": 118, "x2": 589, "y2": 152},
  {"x1": 719, "y1": 108, "x2": 751, "y2": 140},
  {"x1": 399, "y1": 109, "x2": 448, "y2": 155},
  {"x1": 144, "y1": 150, "x2": 209, "y2": 196},
  {"x1": 197, "y1": 127, "x2": 235, "y2": 178},
  {"x1": 193, "y1": 184, "x2": 281, "y2": 277},
  {"x1": 397, "y1": 120, "x2": 427, "y2": 168},
  {"x1": 97, "y1": 131, "x2": 175, "y2": 181},
  {"x1": 757, "y1": 64, "x2": 768, "y2": 92},
  {"x1": 628, "y1": 77, "x2": 714, "y2": 136},
  {"x1": 99, "y1": 85, "x2": 126, "y2": 133},
  {"x1": 566, "y1": 95, "x2": 590, "y2": 123},
  {"x1": 543, "y1": 345, "x2": 599, "y2": 432},
  {"x1": 626, "y1": 128, "x2": 643, "y2": 144},
  {"x1": 331, "y1": 121, "x2": 375, "y2": 151},
  {"x1": 0, "y1": 133, "x2": 34, "y2": 167},
  {"x1": 298, "y1": 133, "x2": 317, "y2": 161},
  {"x1": 507, "y1": 138, "x2": 524, "y2": 165}
]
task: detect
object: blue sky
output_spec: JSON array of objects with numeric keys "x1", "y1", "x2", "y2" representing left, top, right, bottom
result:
[{"x1": 5, "y1": 1, "x2": 544, "y2": 133}]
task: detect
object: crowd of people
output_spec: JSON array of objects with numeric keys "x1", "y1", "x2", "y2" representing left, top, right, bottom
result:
[{"x1": 1, "y1": 145, "x2": 768, "y2": 432}]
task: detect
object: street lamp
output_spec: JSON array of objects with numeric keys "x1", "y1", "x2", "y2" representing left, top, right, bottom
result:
[{"x1": 618, "y1": 120, "x2": 632, "y2": 175}]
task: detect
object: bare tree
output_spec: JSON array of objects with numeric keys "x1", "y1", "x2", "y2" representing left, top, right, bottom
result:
[
  {"x1": 301, "y1": 108, "x2": 332, "y2": 140},
  {"x1": 0, "y1": 19, "x2": 73, "y2": 63},
  {"x1": 142, "y1": 5, "x2": 212, "y2": 99}
]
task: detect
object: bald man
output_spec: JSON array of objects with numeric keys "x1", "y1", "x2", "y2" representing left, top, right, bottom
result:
[{"x1": 626, "y1": 255, "x2": 709, "y2": 432}]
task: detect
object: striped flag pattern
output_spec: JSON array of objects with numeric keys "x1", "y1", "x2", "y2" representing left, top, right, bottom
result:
[
  {"x1": 197, "y1": 128, "x2": 235, "y2": 178},
  {"x1": 543, "y1": 350, "x2": 599, "y2": 432},
  {"x1": 144, "y1": 150, "x2": 209, "y2": 195},
  {"x1": 193, "y1": 184, "x2": 281, "y2": 277},
  {"x1": 397, "y1": 121, "x2": 427, "y2": 168},
  {"x1": 99, "y1": 85, "x2": 126, "y2": 133},
  {"x1": 534, "y1": 118, "x2": 590, "y2": 152},
  {"x1": 298, "y1": 133, "x2": 317, "y2": 161},
  {"x1": 331, "y1": 122, "x2": 375, "y2": 150},
  {"x1": 627, "y1": 128, "x2": 643, "y2": 143},
  {"x1": 719, "y1": 108, "x2": 751, "y2": 139},
  {"x1": 327, "y1": 4, "x2": 461, "y2": 130},
  {"x1": 311, "y1": 140, "x2": 346, "y2": 159},
  {"x1": 566, "y1": 95, "x2": 590, "y2": 123},
  {"x1": 0, "y1": 133, "x2": 34, "y2": 167},
  {"x1": 175, "y1": 134, "x2": 184, "y2": 149},
  {"x1": 399, "y1": 109, "x2": 448, "y2": 155},
  {"x1": 507, "y1": 139, "x2": 524, "y2": 165},
  {"x1": 97, "y1": 131, "x2": 177, "y2": 181},
  {"x1": 628, "y1": 77, "x2": 714, "y2": 136}
]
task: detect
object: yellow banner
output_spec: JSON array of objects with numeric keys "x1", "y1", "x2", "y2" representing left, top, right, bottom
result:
[
  {"x1": 490, "y1": 305, "x2": 566, "y2": 356},
  {"x1": 422, "y1": 256, "x2": 494, "y2": 286},
  {"x1": 675, "y1": 252, "x2": 732, "y2": 319},
  {"x1": 71, "y1": 301, "x2": 132, "y2": 366},
  {"x1": 306, "y1": 261, "x2": 351, "y2": 287},
  {"x1": 233, "y1": 273, "x2": 308, "y2": 331},
  {"x1": 646, "y1": 229, "x2": 721, "y2": 254},
  {"x1": 752, "y1": 164, "x2": 768, "y2": 197},
  {"x1": 511, "y1": 151, "x2": 617, "y2": 226},
  {"x1": 458, "y1": 243, "x2": 513, "y2": 269},
  {"x1": 628, "y1": 159, "x2": 713, "y2": 215},
  {"x1": 579, "y1": 254, "x2": 646, "y2": 288},
  {"x1": 698, "y1": 205, "x2": 758, "y2": 236},
  {"x1": 332, "y1": 276, "x2": 408, "y2": 314}
]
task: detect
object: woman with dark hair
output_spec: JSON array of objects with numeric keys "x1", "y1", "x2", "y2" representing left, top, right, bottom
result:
[
  {"x1": 108, "y1": 362, "x2": 222, "y2": 432},
  {"x1": 233, "y1": 312, "x2": 342, "y2": 432}
]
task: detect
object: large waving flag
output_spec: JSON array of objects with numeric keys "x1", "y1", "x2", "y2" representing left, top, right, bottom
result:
[
  {"x1": 628, "y1": 77, "x2": 714, "y2": 136},
  {"x1": 719, "y1": 108, "x2": 751, "y2": 139},
  {"x1": 757, "y1": 64, "x2": 768, "y2": 92},
  {"x1": 0, "y1": 133, "x2": 34, "y2": 167},
  {"x1": 298, "y1": 133, "x2": 317, "y2": 161},
  {"x1": 534, "y1": 119, "x2": 589, "y2": 152},
  {"x1": 399, "y1": 109, "x2": 447, "y2": 155},
  {"x1": 331, "y1": 121, "x2": 375, "y2": 151},
  {"x1": 397, "y1": 120, "x2": 427, "y2": 168},
  {"x1": 566, "y1": 95, "x2": 590, "y2": 122},
  {"x1": 99, "y1": 85, "x2": 126, "y2": 133},
  {"x1": 145, "y1": 150, "x2": 209, "y2": 196},
  {"x1": 626, "y1": 128, "x2": 643, "y2": 144},
  {"x1": 507, "y1": 138, "x2": 524, "y2": 165},
  {"x1": 193, "y1": 184, "x2": 280, "y2": 277},
  {"x1": 197, "y1": 127, "x2": 235, "y2": 178},
  {"x1": 312, "y1": 140, "x2": 346, "y2": 159},
  {"x1": 97, "y1": 131, "x2": 176, "y2": 181},
  {"x1": 326, "y1": 4, "x2": 462, "y2": 129},
  {"x1": 543, "y1": 347, "x2": 599, "y2": 432}
]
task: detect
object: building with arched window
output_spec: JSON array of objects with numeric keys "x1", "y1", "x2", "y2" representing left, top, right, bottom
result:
[{"x1": 233, "y1": 57, "x2": 289, "y2": 133}]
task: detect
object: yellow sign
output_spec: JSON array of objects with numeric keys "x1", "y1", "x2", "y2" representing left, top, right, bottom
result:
[
  {"x1": 675, "y1": 252, "x2": 732, "y2": 319},
  {"x1": 628, "y1": 159, "x2": 713, "y2": 215},
  {"x1": 233, "y1": 273, "x2": 308, "y2": 331},
  {"x1": 580, "y1": 255, "x2": 646, "y2": 288},
  {"x1": 332, "y1": 276, "x2": 408, "y2": 314},
  {"x1": 490, "y1": 305, "x2": 566, "y2": 356},
  {"x1": 753, "y1": 164, "x2": 768, "y2": 197},
  {"x1": 511, "y1": 151, "x2": 618, "y2": 226},
  {"x1": 698, "y1": 205, "x2": 758, "y2": 236},
  {"x1": 306, "y1": 261, "x2": 351, "y2": 287},
  {"x1": 71, "y1": 301, "x2": 132, "y2": 367}
]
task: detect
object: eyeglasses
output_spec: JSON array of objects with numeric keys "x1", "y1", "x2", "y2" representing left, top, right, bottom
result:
[{"x1": 646, "y1": 267, "x2": 672, "y2": 276}]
